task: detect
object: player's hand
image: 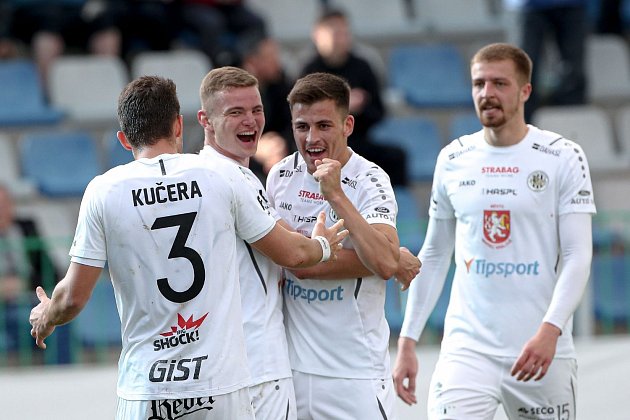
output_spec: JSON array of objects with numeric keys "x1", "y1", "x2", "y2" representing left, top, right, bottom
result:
[
  {"x1": 393, "y1": 336, "x2": 419, "y2": 405},
  {"x1": 313, "y1": 158, "x2": 343, "y2": 199},
  {"x1": 395, "y1": 247, "x2": 421, "y2": 291},
  {"x1": 511, "y1": 322, "x2": 560, "y2": 382},
  {"x1": 311, "y1": 211, "x2": 348, "y2": 261},
  {"x1": 29, "y1": 286, "x2": 55, "y2": 349}
]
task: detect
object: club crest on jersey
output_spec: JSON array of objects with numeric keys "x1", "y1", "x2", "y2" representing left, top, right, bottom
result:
[
  {"x1": 153, "y1": 313, "x2": 208, "y2": 352},
  {"x1": 483, "y1": 210, "x2": 511, "y2": 248},
  {"x1": 527, "y1": 170, "x2": 548, "y2": 192}
]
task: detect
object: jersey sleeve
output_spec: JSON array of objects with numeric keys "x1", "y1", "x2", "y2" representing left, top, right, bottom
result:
[
  {"x1": 557, "y1": 140, "x2": 597, "y2": 216},
  {"x1": 428, "y1": 148, "x2": 455, "y2": 219},
  {"x1": 69, "y1": 176, "x2": 108, "y2": 263},
  {"x1": 229, "y1": 167, "x2": 276, "y2": 243},
  {"x1": 356, "y1": 166, "x2": 397, "y2": 228},
  {"x1": 265, "y1": 156, "x2": 283, "y2": 211}
]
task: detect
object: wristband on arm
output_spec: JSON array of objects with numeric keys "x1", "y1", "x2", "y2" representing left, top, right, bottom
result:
[{"x1": 313, "y1": 235, "x2": 331, "y2": 262}]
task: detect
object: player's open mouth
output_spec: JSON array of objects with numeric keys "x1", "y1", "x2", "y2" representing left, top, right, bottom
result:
[
  {"x1": 307, "y1": 147, "x2": 325, "y2": 159},
  {"x1": 237, "y1": 131, "x2": 257, "y2": 142},
  {"x1": 480, "y1": 100, "x2": 501, "y2": 112}
]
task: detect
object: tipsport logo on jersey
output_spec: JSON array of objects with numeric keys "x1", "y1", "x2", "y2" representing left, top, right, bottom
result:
[
  {"x1": 482, "y1": 209, "x2": 511, "y2": 248},
  {"x1": 153, "y1": 313, "x2": 208, "y2": 352},
  {"x1": 464, "y1": 257, "x2": 540, "y2": 278}
]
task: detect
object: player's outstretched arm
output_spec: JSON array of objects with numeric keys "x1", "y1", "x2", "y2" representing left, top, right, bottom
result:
[
  {"x1": 289, "y1": 245, "x2": 421, "y2": 284},
  {"x1": 512, "y1": 213, "x2": 593, "y2": 382},
  {"x1": 252, "y1": 212, "x2": 347, "y2": 269},
  {"x1": 393, "y1": 336, "x2": 419, "y2": 405},
  {"x1": 29, "y1": 262, "x2": 102, "y2": 349}
]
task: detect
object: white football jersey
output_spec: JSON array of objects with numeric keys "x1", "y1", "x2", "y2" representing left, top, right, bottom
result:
[
  {"x1": 430, "y1": 125, "x2": 596, "y2": 358},
  {"x1": 69, "y1": 153, "x2": 276, "y2": 400},
  {"x1": 266, "y1": 150, "x2": 397, "y2": 379},
  {"x1": 199, "y1": 146, "x2": 292, "y2": 386}
]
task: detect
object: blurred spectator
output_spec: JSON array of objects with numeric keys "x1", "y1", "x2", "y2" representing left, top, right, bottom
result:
[
  {"x1": 178, "y1": 0, "x2": 267, "y2": 67},
  {"x1": 8, "y1": 0, "x2": 122, "y2": 87},
  {"x1": 0, "y1": 1, "x2": 20, "y2": 59},
  {"x1": 115, "y1": 0, "x2": 180, "y2": 59},
  {"x1": 597, "y1": 0, "x2": 624, "y2": 34},
  {"x1": 300, "y1": 8, "x2": 409, "y2": 186},
  {"x1": 0, "y1": 184, "x2": 69, "y2": 364},
  {"x1": 511, "y1": 0, "x2": 588, "y2": 121},
  {"x1": 239, "y1": 33, "x2": 296, "y2": 179}
]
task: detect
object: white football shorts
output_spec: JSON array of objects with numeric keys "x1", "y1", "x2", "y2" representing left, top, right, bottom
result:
[
  {"x1": 428, "y1": 349, "x2": 577, "y2": 420},
  {"x1": 116, "y1": 388, "x2": 254, "y2": 420},
  {"x1": 292, "y1": 370, "x2": 396, "y2": 420},
  {"x1": 249, "y1": 377, "x2": 297, "y2": 420}
]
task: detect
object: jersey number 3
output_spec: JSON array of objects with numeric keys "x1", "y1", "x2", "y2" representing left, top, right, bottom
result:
[{"x1": 151, "y1": 212, "x2": 204, "y2": 303}]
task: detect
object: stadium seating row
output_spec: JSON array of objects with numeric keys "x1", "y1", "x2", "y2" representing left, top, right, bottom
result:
[
  {"x1": 0, "y1": 50, "x2": 211, "y2": 132},
  {"x1": 2, "y1": 102, "x2": 629, "y2": 203},
  {"x1": 3, "y1": 33, "x2": 628, "y2": 132},
  {"x1": 250, "y1": 0, "x2": 505, "y2": 43}
]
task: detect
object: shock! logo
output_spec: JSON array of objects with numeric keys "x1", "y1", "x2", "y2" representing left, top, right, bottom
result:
[{"x1": 154, "y1": 313, "x2": 208, "y2": 351}]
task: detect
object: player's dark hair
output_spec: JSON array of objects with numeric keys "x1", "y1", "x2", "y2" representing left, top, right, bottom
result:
[
  {"x1": 117, "y1": 76, "x2": 180, "y2": 149},
  {"x1": 287, "y1": 72, "x2": 350, "y2": 116}
]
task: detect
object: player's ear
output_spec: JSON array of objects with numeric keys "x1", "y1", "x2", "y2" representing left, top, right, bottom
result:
[
  {"x1": 343, "y1": 114, "x2": 354, "y2": 138},
  {"x1": 117, "y1": 131, "x2": 133, "y2": 151},
  {"x1": 174, "y1": 115, "x2": 183, "y2": 139},
  {"x1": 197, "y1": 109, "x2": 212, "y2": 130}
]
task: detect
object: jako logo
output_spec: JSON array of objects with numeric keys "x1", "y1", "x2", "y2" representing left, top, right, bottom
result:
[{"x1": 464, "y1": 258, "x2": 540, "y2": 278}]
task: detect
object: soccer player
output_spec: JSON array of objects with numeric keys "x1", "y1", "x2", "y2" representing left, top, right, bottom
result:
[
  {"x1": 393, "y1": 43, "x2": 596, "y2": 420},
  {"x1": 266, "y1": 72, "x2": 418, "y2": 419},
  {"x1": 29, "y1": 75, "x2": 347, "y2": 420},
  {"x1": 196, "y1": 66, "x2": 297, "y2": 418}
]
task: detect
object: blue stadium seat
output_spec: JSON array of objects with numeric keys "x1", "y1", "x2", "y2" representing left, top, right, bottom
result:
[
  {"x1": 369, "y1": 116, "x2": 443, "y2": 182},
  {"x1": 0, "y1": 59, "x2": 65, "y2": 127},
  {"x1": 388, "y1": 44, "x2": 472, "y2": 108},
  {"x1": 386, "y1": 186, "x2": 425, "y2": 334},
  {"x1": 74, "y1": 276, "x2": 121, "y2": 348},
  {"x1": 425, "y1": 263, "x2": 455, "y2": 333},
  {"x1": 592, "y1": 253, "x2": 630, "y2": 325},
  {"x1": 19, "y1": 130, "x2": 102, "y2": 197},
  {"x1": 104, "y1": 130, "x2": 134, "y2": 169},
  {"x1": 394, "y1": 186, "x2": 425, "y2": 255},
  {"x1": 448, "y1": 111, "x2": 482, "y2": 141},
  {"x1": 385, "y1": 278, "x2": 405, "y2": 334},
  {"x1": 385, "y1": 260, "x2": 456, "y2": 337}
]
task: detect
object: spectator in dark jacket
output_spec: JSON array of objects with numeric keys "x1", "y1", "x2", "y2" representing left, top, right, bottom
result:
[{"x1": 300, "y1": 8, "x2": 409, "y2": 186}]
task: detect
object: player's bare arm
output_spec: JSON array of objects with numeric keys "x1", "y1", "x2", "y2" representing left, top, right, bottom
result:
[
  {"x1": 29, "y1": 263, "x2": 102, "y2": 349},
  {"x1": 313, "y1": 158, "x2": 399, "y2": 279},
  {"x1": 393, "y1": 336, "x2": 419, "y2": 405},
  {"x1": 273, "y1": 219, "x2": 372, "y2": 280},
  {"x1": 290, "y1": 246, "x2": 420, "y2": 286},
  {"x1": 252, "y1": 211, "x2": 347, "y2": 268}
]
